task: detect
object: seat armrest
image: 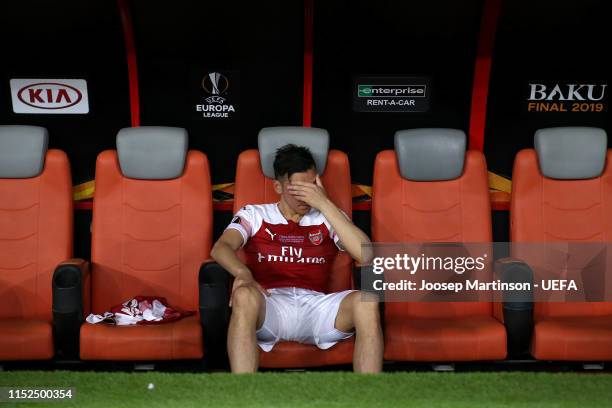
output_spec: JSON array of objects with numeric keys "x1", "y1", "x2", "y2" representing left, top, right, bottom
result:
[
  {"x1": 52, "y1": 258, "x2": 90, "y2": 359},
  {"x1": 354, "y1": 261, "x2": 376, "y2": 291},
  {"x1": 199, "y1": 261, "x2": 231, "y2": 368},
  {"x1": 352, "y1": 261, "x2": 365, "y2": 290},
  {"x1": 495, "y1": 258, "x2": 534, "y2": 358}
]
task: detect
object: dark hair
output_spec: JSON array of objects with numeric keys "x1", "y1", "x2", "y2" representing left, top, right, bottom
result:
[{"x1": 273, "y1": 144, "x2": 316, "y2": 180}]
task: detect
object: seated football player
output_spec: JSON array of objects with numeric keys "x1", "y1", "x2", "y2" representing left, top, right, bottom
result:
[{"x1": 211, "y1": 144, "x2": 383, "y2": 373}]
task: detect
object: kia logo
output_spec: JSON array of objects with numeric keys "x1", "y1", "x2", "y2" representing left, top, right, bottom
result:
[{"x1": 17, "y1": 82, "x2": 83, "y2": 109}]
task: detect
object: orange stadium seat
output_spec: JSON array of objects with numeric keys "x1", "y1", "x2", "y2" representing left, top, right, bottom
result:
[
  {"x1": 0, "y1": 126, "x2": 72, "y2": 360},
  {"x1": 76, "y1": 126, "x2": 212, "y2": 360},
  {"x1": 511, "y1": 127, "x2": 612, "y2": 361},
  {"x1": 372, "y1": 128, "x2": 507, "y2": 362}
]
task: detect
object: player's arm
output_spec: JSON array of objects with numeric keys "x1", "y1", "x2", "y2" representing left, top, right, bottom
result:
[
  {"x1": 210, "y1": 229, "x2": 252, "y2": 280},
  {"x1": 319, "y1": 201, "x2": 372, "y2": 264},
  {"x1": 288, "y1": 176, "x2": 372, "y2": 264},
  {"x1": 211, "y1": 228, "x2": 269, "y2": 304}
]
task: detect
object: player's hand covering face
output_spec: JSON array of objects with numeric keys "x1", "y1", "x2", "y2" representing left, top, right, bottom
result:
[{"x1": 286, "y1": 173, "x2": 329, "y2": 212}]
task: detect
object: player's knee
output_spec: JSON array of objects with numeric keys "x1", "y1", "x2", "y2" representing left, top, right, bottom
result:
[{"x1": 232, "y1": 286, "x2": 261, "y2": 311}]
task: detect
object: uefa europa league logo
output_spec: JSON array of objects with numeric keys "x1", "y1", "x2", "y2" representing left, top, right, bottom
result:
[{"x1": 202, "y1": 72, "x2": 229, "y2": 95}]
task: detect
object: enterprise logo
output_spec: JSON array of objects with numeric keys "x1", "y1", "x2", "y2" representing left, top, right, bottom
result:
[{"x1": 358, "y1": 84, "x2": 426, "y2": 98}]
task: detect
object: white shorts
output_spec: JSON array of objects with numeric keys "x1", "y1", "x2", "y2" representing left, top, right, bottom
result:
[{"x1": 256, "y1": 287, "x2": 356, "y2": 352}]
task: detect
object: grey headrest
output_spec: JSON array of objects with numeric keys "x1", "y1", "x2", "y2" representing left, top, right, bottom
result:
[
  {"x1": 117, "y1": 127, "x2": 188, "y2": 180},
  {"x1": 394, "y1": 128, "x2": 466, "y2": 181},
  {"x1": 535, "y1": 127, "x2": 607, "y2": 180},
  {"x1": 258, "y1": 127, "x2": 329, "y2": 179},
  {"x1": 0, "y1": 125, "x2": 49, "y2": 178}
]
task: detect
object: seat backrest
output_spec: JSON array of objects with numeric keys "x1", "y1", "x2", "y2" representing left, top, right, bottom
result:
[
  {"x1": 91, "y1": 127, "x2": 212, "y2": 312},
  {"x1": 0, "y1": 125, "x2": 72, "y2": 321},
  {"x1": 372, "y1": 128, "x2": 492, "y2": 318},
  {"x1": 511, "y1": 126, "x2": 612, "y2": 317},
  {"x1": 233, "y1": 127, "x2": 353, "y2": 292}
]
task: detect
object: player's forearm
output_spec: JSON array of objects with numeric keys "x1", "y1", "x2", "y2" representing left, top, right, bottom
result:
[
  {"x1": 319, "y1": 200, "x2": 372, "y2": 264},
  {"x1": 210, "y1": 241, "x2": 253, "y2": 280}
]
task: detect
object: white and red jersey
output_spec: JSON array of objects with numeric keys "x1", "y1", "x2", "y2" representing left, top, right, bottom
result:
[{"x1": 225, "y1": 203, "x2": 344, "y2": 293}]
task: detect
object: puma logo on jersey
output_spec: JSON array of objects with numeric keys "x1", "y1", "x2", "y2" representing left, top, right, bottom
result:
[{"x1": 265, "y1": 228, "x2": 276, "y2": 241}]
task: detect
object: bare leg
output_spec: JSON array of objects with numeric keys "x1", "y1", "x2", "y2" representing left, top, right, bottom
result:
[
  {"x1": 335, "y1": 291, "x2": 383, "y2": 373},
  {"x1": 227, "y1": 286, "x2": 266, "y2": 373}
]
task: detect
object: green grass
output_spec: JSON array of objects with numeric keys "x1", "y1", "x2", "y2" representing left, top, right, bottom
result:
[{"x1": 1, "y1": 371, "x2": 611, "y2": 407}]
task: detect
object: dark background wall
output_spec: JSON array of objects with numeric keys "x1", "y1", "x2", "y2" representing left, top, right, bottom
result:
[
  {"x1": 132, "y1": 0, "x2": 305, "y2": 184},
  {"x1": 484, "y1": 0, "x2": 611, "y2": 178},
  {"x1": 0, "y1": 0, "x2": 131, "y2": 184},
  {"x1": 312, "y1": 0, "x2": 484, "y2": 185}
]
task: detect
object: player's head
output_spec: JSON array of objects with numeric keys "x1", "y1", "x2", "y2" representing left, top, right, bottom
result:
[{"x1": 273, "y1": 144, "x2": 317, "y2": 215}]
